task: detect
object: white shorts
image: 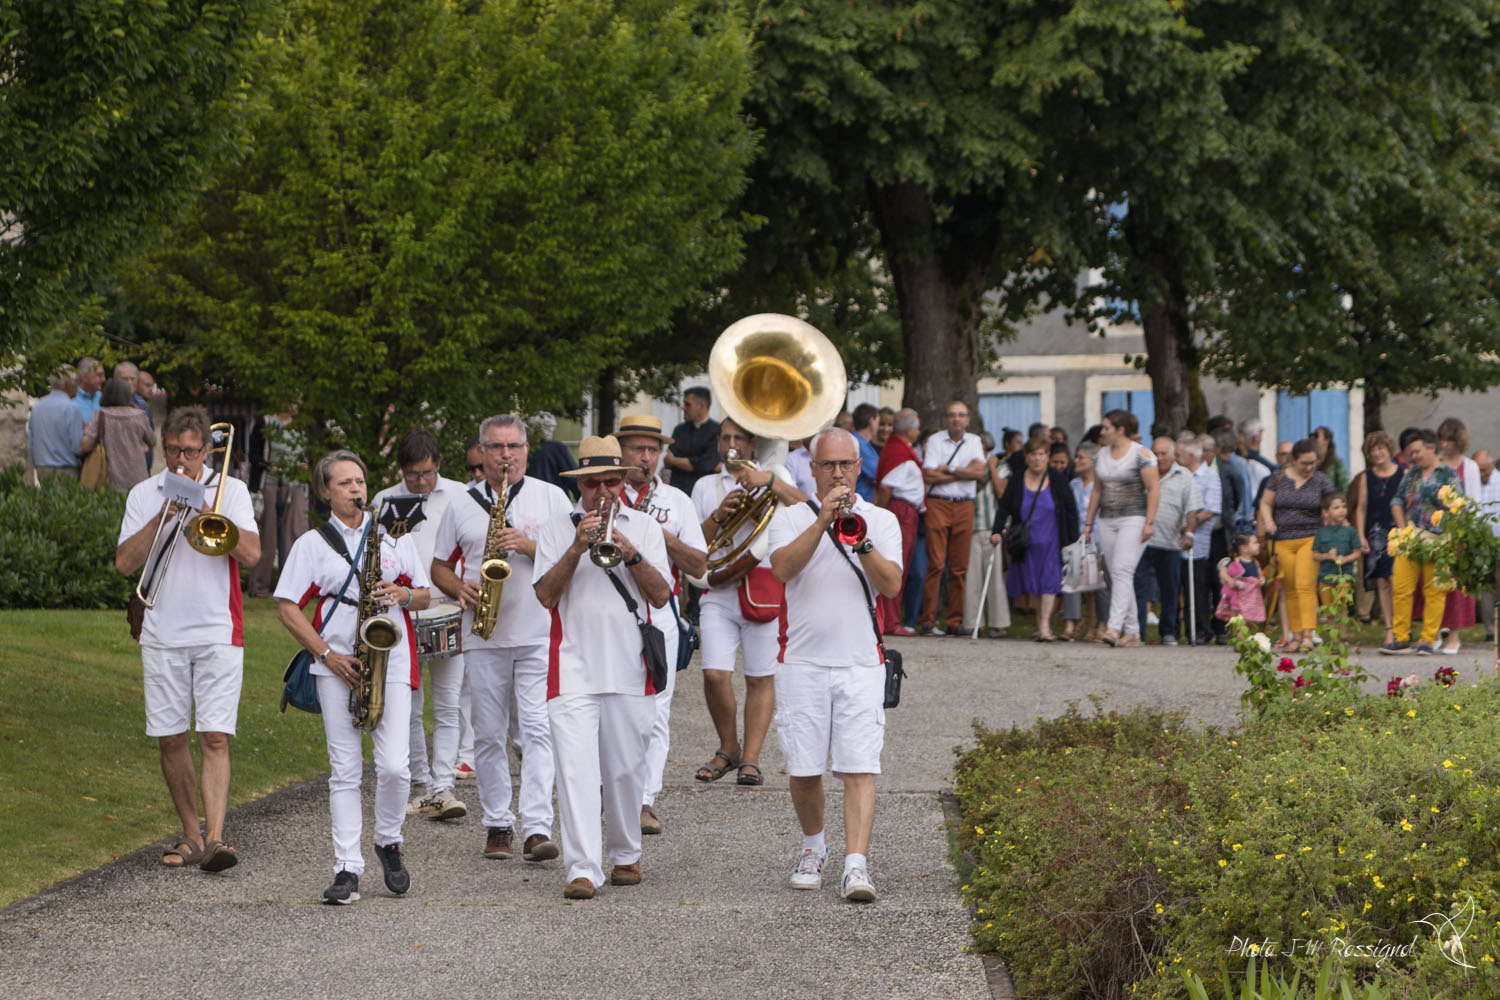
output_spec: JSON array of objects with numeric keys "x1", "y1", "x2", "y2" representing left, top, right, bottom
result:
[
  {"x1": 141, "y1": 644, "x2": 245, "y2": 737},
  {"x1": 774, "y1": 662, "x2": 885, "y2": 777},
  {"x1": 699, "y1": 599, "x2": 778, "y2": 677}
]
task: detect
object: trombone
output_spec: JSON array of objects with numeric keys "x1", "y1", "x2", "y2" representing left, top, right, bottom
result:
[{"x1": 134, "y1": 421, "x2": 241, "y2": 608}]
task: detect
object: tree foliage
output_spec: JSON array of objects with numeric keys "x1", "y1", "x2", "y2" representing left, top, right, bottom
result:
[
  {"x1": 0, "y1": 0, "x2": 265, "y2": 389},
  {"x1": 119, "y1": 0, "x2": 755, "y2": 466}
]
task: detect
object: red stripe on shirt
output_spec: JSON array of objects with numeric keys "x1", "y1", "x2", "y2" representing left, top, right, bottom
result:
[
  {"x1": 396, "y1": 573, "x2": 418, "y2": 689},
  {"x1": 228, "y1": 557, "x2": 244, "y2": 648},
  {"x1": 776, "y1": 599, "x2": 789, "y2": 664},
  {"x1": 546, "y1": 608, "x2": 563, "y2": 700}
]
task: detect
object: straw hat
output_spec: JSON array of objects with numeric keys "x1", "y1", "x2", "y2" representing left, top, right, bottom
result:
[
  {"x1": 614, "y1": 413, "x2": 674, "y2": 445},
  {"x1": 560, "y1": 435, "x2": 640, "y2": 476}
]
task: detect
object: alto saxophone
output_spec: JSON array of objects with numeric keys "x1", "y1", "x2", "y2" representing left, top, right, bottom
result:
[
  {"x1": 471, "y1": 470, "x2": 512, "y2": 639},
  {"x1": 349, "y1": 503, "x2": 399, "y2": 731}
]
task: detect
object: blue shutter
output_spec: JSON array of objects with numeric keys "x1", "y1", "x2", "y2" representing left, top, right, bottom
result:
[
  {"x1": 978, "y1": 393, "x2": 1042, "y2": 448},
  {"x1": 1278, "y1": 390, "x2": 1348, "y2": 464},
  {"x1": 1101, "y1": 391, "x2": 1155, "y2": 435}
]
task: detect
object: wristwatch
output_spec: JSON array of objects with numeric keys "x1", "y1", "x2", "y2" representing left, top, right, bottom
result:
[
  {"x1": 315, "y1": 647, "x2": 331, "y2": 664},
  {"x1": 624, "y1": 552, "x2": 642, "y2": 567},
  {"x1": 854, "y1": 539, "x2": 875, "y2": 556}
]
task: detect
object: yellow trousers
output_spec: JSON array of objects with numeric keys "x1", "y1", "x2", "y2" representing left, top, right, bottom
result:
[
  {"x1": 1392, "y1": 556, "x2": 1447, "y2": 646},
  {"x1": 1275, "y1": 536, "x2": 1318, "y2": 633}
]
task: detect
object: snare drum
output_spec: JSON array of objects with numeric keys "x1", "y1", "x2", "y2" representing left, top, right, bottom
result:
[{"x1": 414, "y1": 600, "x2": 463, "y2": 660}]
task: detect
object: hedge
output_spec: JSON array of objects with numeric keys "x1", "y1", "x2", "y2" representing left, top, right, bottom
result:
[{"x1": 0, "y1": 465, "x2": 134, "y2": 609}]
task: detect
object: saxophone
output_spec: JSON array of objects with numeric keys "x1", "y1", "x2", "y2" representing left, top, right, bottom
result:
[
  {"x1": 349, "y1": 503, "x2": 400, "y2": 731},
  {"x1": 471, "y1": 470, "x2": 512, "y2": 639}
]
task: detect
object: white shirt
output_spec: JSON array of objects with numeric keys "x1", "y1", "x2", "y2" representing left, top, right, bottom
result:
[
  {"x1": 371, "y1": 475, "x2": 469, "y2": 567},
  {"x1": 922, "y1": 432, "x2": 985, "y2": 500},
  {"x1": 533, "y1": 503, "x2": 671, "y2": 697},
  {"x1": 767, "y1": 497, "x2": 902, "y2": 668},
  {"x1": 881, "y1": 455, "x2": 926, "y2": 510},
  {"x1": 1478, "y1": 473, "x2": 1500, "y2": 538},
  {"x1": 623, "y1": 478, "x2": 708, "y2": 593},
  {"x1": 430, "y1": 475, "x2": 573, "y2": 650},
  {"x1": 274, "y1": 512, "x2": 430, "y2": 685},
  {"x1": 691, "y1": 470, "x2": 758, "y2": 613},
  {"x1": 119, "y1": 467, "x2": 259, "y2": 649},
  {"x1": 784, "y1": 446, "x2": 817, "y2": 500}
]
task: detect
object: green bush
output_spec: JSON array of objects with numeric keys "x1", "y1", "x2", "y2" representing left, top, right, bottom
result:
[
  {"x1": 0, "y1": 466, "x2": 133, "y2": 609},
  {"x1": 954, "y1": 689, "x2": 1500, "y2": 1000}
]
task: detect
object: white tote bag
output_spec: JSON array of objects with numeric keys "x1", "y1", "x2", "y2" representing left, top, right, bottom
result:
[{"x1": 1061, "y1": 537, "x2": 1105, "y2": 594}]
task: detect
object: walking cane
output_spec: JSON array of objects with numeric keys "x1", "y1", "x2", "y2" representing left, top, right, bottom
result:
[
  {"x1": 1187, "y1": 545, "x2": 1197, "y2": 645},
  {"x1": 972, "y1": 541, "x2": 999, "y2": 641}
]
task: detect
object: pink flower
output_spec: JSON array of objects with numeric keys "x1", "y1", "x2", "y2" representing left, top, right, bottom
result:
[
  {"x1": 1434, "y1": 666, "x2": 1458, "y2": 688},
  {"x1": 1293, "y1": 674, "x2": 1310, "y2": 689},
  {"x1": 1387, "y1": 678, "x2": 1404, "y2": 698},
  {"x1": 1278, "y1": 657, "x2": 1296, "y2": 673}
]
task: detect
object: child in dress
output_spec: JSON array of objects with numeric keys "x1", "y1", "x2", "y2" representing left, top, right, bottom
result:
[
  {"x1": 1216, "y1": 532, "x2": 1267, "y2": 624},
  {"x1": 1311, "y1": 493, "x2": 1361, "y2": 641}
]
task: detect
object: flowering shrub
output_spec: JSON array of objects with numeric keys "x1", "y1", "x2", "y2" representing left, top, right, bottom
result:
[
  {"x1": 954, "y1": 688, "x2": 1500, "y2": 999},
  {"x1": 1387, "y1": 484, "x2": 1500, "y2": 593},
  {"x1": 1228, "y1": 614, "x2": 1370, "y2": 715}
]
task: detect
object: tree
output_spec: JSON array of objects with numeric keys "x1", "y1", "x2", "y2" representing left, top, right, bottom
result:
[
  {"x1": 0, "y1": 0, "x2": 265, "y2": 390},
  {"x1": 741, "y1": 1, "x2": 1230, "y2": 431},
  {"x1": 118, "y1": 0, "x2": 755, "y2": 465}
]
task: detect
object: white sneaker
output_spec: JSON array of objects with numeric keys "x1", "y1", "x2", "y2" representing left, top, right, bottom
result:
[
  {"x1": 405, "y1": 789, "x2": 429, "y2": 816},
  {"x1": 841, "y1": 865, "x2": 877, "y2": 902},
  {"x1": 454, "y1": 762, "x2": 477, "y2": 781},
  {"x1": 789, "y1": 846, "x2": 828, "y2": 890},
  {"x1": 420, "y1": 790, "x2": 468, "y2": 820},
  {"x1": 1146, "y1": 610, "x2": 1160, "y2": 626}
]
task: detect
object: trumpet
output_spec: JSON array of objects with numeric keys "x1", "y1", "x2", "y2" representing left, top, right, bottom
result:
[
  {"x1": 134, "y1": 464, "x2": 191, "y2": 609},
  {"x1": 589, "y1": 496, "x2": 622, "y2": 568},
  {"x1": 834, "y1": 493, "x2": 867, "y2": 547}
]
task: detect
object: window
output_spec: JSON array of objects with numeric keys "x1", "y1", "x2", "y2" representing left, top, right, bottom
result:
[
  {"x1": 1277, "y1": 390, "x2": 1348, "y2": 464},
  {"x1": 1101, "y1": 390, "x2": 1154, "y2": 435},
  {"x1": 979, "y1": 393, "x2": 1042, "y2": 448}
]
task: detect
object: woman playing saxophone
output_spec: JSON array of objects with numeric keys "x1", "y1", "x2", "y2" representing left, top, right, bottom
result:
[{"x1": 275, "y1": 449, "x2": 431, "y2": 905}]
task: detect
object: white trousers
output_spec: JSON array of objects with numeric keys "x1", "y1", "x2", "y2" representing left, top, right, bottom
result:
[
  {"x1": 641, "y1": 606, "x2": 682, "y2": 808},
  {"x1": 458, "y1": 673, "x2": 474, "y2": 765},
  {"x1": 549, "y1": 692, "x2": 655, "y2": 887},
  {"x1": 467, "y1": 644, "x2": 554, "y2": 837},
  {"x1": 961, "y1": 537, "x2": 1011, "y2": 632},
  {"x1": 316, "y1": 674, "x2": 411, "y2": 876},
  {"x1": 1094, "y1": 515, "x2": 1148, "y2": 635},
  {"x1": 408, "y1": 652, "x2": 465, "y2": 793}
]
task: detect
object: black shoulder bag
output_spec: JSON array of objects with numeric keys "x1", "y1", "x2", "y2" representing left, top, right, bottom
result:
[
  {"x1": 807, "y1": 501, "x2": 905, "y2": 709},
  {"x1": 572, "y1": 512, "x2": 670, "y2": 693},
  {"x1": 280, "y1": 521, "x2": 367, "y2": 714},
  {"x1": 1002, "y1": 473, "x2": 1046, "y2": 566}
]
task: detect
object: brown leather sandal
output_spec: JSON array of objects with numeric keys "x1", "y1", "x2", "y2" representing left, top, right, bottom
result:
[
  {"x1": 694, "y1": 746, "x2": 741, "y2": 782},
  {"x1": 736, "y1": 762, "x2": 764, "y2": 786}
]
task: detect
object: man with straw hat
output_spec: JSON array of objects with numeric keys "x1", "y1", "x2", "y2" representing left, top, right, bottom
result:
[
  {"x1": 534, "y1": 435, "x2": 672, "y2": 899},
  {"x1": 615, "y1": 414, "x2": 709, "y2": 836}
]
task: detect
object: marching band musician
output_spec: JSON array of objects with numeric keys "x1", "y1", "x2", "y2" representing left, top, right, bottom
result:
[
  {"x1": 430, "y1": 415, "x2": 572, "y2": 865},
  {"x1": 274, "y1": 450, "x2": 431, "y2": 904},
  {"x1": 689, "y1": 417, "x2": 807, "y2": 787},
  {"x1": 115, "y1": 406, "x2": 260, "y2": 873},
  {"x1": 370, "y1": 430, "x2": 471, "y2": 822},
  {"x1": 614, "y1": 414, "x2": 709, "y2": 836},
  {"x1": 768, "y1": 428, "x2": 902, "y2": 902},
  {"x1": 533, "y1": 435, "x2": 672, "y2": 899}
]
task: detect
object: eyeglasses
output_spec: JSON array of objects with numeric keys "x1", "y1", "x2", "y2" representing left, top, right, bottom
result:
[
  {"x1": 580, "y1": 475, "x2": 623, "y2": 490},
  {"x1": 814, "y1": 459, "x2": 859, "y2": 472},
  {"x1": 163, "y1": 444, "x2": 204, "y2": 458},
  {"x1": 483, "y1": 441, "x2": 527, "y2": 452},
  {"x1": 402, "y1": 468, "x2": 438, "y2": 482}
]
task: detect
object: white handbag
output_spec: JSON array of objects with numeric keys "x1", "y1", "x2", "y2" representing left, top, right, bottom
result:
[{"x1": 1061, "y1": 537, "x2": 1105, "y2": 593}]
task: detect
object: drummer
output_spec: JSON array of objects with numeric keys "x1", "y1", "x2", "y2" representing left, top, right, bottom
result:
[{"x1": 372, "y1": 429, "x2": 472, "y2": 822}]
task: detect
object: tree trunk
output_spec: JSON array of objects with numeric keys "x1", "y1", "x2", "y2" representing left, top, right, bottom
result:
[
  {"x1": 871, "y1": 182, "x2": 994, "y2": 436},
  {"x1": 595, "y1": 366, "x2": 617, "y2": 438},
  {"x1": 1363, "y1": 384, "x2": 1385, "y2": 435},
  {"x1": 1136, "y1": 241, "x2": 1198, "y2": 436}
]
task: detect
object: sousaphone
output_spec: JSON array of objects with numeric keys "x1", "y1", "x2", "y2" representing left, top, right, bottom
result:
[{"x1": 703, "y1": 314, "x2": 846, "y2": 584}]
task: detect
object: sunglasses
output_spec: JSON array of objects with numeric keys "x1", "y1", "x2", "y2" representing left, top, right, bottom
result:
[
  {"x1": 580, "y1": 475, "x2": 623, "y2": 490},
  {"x1": 466, "y1": 463, "x2": 483, "y2": 473}
]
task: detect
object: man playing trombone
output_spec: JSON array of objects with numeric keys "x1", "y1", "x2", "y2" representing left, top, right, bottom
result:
[{"x1": 115, "y1": 406, "x2": 260, "y2": 873}]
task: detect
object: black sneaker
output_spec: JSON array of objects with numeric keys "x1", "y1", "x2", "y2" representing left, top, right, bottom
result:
[
  {"x1": 374, "y1": 842, "x2": 410, "y2": 894},
  {"x1": 323, "y1": 870, "x2": 359, "y2": 905},
  {"x1": 1378, "y1": 641, "x2": 1412, "y2": 655}
]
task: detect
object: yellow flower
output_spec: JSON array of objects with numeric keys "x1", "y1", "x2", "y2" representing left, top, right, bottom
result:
[
  {"x1": 1444, "y1": 760, "x2": 1455, "y2": 768},
  {"x1": 1401, "y1": 818, "x2": 1413, "y2": 831},
  {"x1": 1432, "y1": 510, "x2": 1444, "y2": 526},
  {"x1": 1275, "y1": 853, "x2": 1286, "y2": 860},
  {"x1": 1231, "y1": 843, "x2": 1243, "y2": 851},
  {"x1": 1218, "y1": 859, "x2": 1228, "y2": 867}
]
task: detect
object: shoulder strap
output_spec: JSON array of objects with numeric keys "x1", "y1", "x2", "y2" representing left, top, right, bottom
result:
[
  {"x1": 316, "y1": 521, "x2": 351, "y2": 564},
  {"x1": 1020, "y1": 473, "x2": 1046, "y2": 527},
  {"x1": 605, "y1": 570, "x2": 646, "y2": 625},
  {"x1": 805, "y1": 500, "x2": 883, "y2": 651},
  {"x1": 314, "y1": 519, "x2": 368, "y2": 626},
  {"x1": 469, "y1": 479, "x2": 524, "y2": 517}
]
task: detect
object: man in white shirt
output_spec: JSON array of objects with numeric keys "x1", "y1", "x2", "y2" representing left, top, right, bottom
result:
[
  {"x1": 690, "y1": 417, "x2": 808, "y2": 788},
  {"x1": 115, "y1": 406, "x2": 260, "y2": 872},
  {"x1": 534, "y1": 436, "x2": 672, "y2": 899},
  {"x1": 1473, "y1": 450, "x2": 1500, "y2": 639},
  {"x1": 431, "y1": 414, "x2": 573, "y2": 865},
  {"x1": 919, "y1": 401, "x2": 987, "y2": 635},
  {"x1": 615, "y1": 414, "x2": 709, "y2": 835},
  {"x1": 785, "y1": 438, "x2": 817, "y2": 499},
  {"x1": 372, "y1": 429, "x2": 472, "y2": 822},
  {"x1": 768, "y1": 428, "x2": 902, "y2": 902},
  {"x1": 874, "y1": 408, "x2": 923, "y2": 636},
  {"x1": 1177, "y1": 439, "x2": 1222, "y2": 644}
]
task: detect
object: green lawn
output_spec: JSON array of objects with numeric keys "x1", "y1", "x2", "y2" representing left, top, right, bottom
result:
[{"x1": 0, "y1": 599, "x2": 332, "y2": 906}]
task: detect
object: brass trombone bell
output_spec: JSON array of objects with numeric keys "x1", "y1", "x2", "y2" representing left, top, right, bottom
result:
[
  {"x1": 184, "y1": 421, "x2": 241, "y2": 557},
  {"x1": 708, "y1": 314, "x2": 847, "y2": 442}
]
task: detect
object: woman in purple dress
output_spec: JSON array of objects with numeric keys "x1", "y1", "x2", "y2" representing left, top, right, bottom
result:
[{"x1": 991, "y1": 436, "x2": 1080, "y2": 641}]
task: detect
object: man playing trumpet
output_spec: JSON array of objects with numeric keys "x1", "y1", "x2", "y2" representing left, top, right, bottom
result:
[
  {"x1": 115, "y1": 406, "x2": 260, "y2": 873},
  {"x1": 431, "y1": 415, "x2": 572, "y2": 865},
  {"x1": 534, "y1": 436, "x2": 671, "y2": 899}
]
